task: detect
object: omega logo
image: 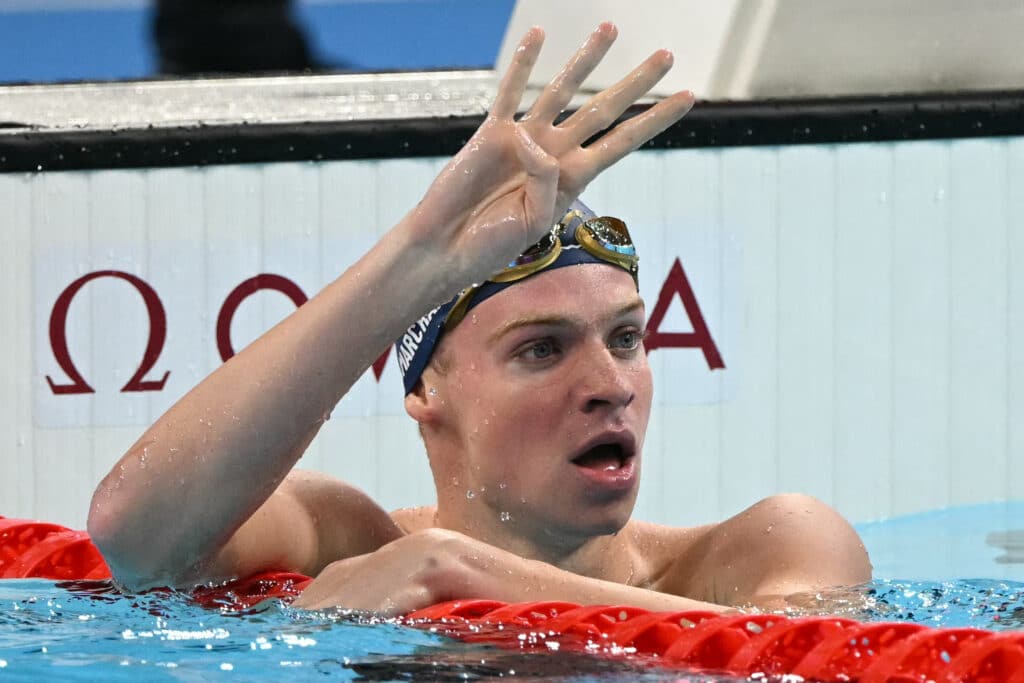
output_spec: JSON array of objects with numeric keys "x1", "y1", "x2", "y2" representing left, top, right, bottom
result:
[{"x1": 44, "y1": 258, "x2": 724, "y2": 396}]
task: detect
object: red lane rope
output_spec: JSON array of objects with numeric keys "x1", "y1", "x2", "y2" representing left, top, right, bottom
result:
[{"x1": 2, "y1": 517, "x2": 1022, "y2": 682}]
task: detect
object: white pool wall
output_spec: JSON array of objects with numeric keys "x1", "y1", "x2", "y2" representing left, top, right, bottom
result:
[{"x1": 2, "y1": 136, "x2": 1023, "y2": 529}]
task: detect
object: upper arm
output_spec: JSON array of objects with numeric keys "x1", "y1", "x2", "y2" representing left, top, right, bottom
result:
[
  {"x1": 204, "y1": 470, "x2": 405, "y2": 582},
  {"x1": 715, "y1": 494, "x2": 872, "y2": 603}
]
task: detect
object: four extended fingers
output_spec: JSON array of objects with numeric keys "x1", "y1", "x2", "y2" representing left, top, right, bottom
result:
[{"x1": 496, "y1": 23, "x2": 693, "y2": 171}]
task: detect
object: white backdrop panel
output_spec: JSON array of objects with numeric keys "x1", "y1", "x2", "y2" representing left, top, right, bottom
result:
[{"x1": 2, "y1": 136, "x2": 1022, "y2": 528}]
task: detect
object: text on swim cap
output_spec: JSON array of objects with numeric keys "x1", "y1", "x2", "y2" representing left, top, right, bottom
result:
[{"x1": 397, "y1": 309, "x2": 438, "y2": 375}]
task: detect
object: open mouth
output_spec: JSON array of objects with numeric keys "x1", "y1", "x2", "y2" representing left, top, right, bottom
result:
[{"x1": 571, "y1": 442, "x2": 631, "y2": 471}]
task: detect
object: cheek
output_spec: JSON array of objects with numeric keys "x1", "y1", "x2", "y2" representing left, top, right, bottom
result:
[
  {"x1": 633, "y1": 360, "x2": 654, "y2": 410},
  {"x1": 468, "y1": 375, "x2": 564, "y2": 454}
]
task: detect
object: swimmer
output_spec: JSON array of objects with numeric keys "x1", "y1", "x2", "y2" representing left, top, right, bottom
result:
[{"x1": 88, "y1": 23, "x2": 870, "y2": 614}]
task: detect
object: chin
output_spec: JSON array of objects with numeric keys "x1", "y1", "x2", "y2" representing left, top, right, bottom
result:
[{"x1": 556, "y1": 506, "x2": 634, "y2": 541}]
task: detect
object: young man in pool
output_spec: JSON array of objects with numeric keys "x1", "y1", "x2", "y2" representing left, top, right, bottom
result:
[{"x1": 88, "y1": 24, "x2": 871, "y2": 614}]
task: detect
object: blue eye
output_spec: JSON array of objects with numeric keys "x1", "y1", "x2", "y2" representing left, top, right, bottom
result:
[
  {"x1": 516, "y1": 338, "x2": 561, "y2": 363},
  {"x1": 526, "y1": 340, "x2": 556, "y2": 359},
  {"x1": 612, "y1": 329, "x2": 642, "y2": 351}
]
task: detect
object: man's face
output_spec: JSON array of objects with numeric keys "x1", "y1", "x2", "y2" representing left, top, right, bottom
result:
[{"x1": 422, "y1": 264, "x2": 653, "y2": 544}]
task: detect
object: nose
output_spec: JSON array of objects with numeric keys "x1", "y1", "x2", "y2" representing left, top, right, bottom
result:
[{"x1": 574, "y1": 342, "x2": 636, "y2": 415}]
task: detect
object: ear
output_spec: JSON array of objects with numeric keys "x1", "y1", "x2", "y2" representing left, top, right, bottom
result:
[{"x1": 404, "y1": 378, "x2": 441, "y2": 425}]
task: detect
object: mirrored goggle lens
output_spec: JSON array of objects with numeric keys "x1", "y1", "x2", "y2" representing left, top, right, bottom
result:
[{"x1": 583, "y1": 216, "x2": 635, "y2": 256}]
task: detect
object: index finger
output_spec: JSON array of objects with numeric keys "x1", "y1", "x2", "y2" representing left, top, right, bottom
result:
[{"x1": 490, "y1": 27, "x2": 545, "y2": 120}]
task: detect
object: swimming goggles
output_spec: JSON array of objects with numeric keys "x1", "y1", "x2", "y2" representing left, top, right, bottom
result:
[{"x1": 443, "y1": 209, "x2": 639, "y2": 331}]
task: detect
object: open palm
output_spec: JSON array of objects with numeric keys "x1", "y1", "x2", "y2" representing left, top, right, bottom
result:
[{"x1": 410, "y1": 23, "x2": 695, "y2": 288}]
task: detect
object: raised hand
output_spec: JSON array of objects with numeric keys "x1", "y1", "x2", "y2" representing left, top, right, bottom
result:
[{"x1": 407, "y1": 23, "x2": 694, "y2": 290}]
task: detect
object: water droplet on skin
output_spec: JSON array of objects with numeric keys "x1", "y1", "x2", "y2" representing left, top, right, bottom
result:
[
  {"x1": 466, "y1": 490, "x2": 475, "y2": 499},
  {"x1": 499, "y1": 511, "x2": 511, "y2": 522},
  {"x1": 429, "y1": 387, "x2": 438, "y2": 397},
  {"x1": 499, "y1": 483, "x2": 507, "y2": 490}
]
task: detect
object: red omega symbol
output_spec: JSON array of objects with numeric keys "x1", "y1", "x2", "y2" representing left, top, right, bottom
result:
[{"x1": 46, "y1": 270, "x2": 170, "y2": 394}]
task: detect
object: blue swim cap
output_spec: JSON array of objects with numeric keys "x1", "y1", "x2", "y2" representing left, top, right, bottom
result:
[{"x1": 395, "y1": 201, "x2": 637, "y2": 395}]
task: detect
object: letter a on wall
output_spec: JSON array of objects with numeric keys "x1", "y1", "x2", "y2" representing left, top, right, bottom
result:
[{"x1": 645, "y1": 258, "x2": 725, "y2": 370}]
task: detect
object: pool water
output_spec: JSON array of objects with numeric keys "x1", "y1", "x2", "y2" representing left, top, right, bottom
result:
[
  {"x1": 0, "y1": 579, "x2": 733, "y2": 681},
  {"x1": 0, "y1": 502, "x2": 1022, "y2": 682}
]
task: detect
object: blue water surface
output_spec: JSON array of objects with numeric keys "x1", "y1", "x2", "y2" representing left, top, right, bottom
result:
[
  {"x1": 1, "y1": 576, "x2": 1021, "y2": 682},
  {"x1": 0, "y1": 578, "x2": 734, "y2": 681}
]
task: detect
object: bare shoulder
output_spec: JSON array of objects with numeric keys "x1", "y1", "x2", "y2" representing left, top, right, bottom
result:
[
  {"x1": 390, "y1": 505, "x2": 437, "y2": 534},
  {"x1": 660, "y1": 494, "x2": 872, "y2": 606}
]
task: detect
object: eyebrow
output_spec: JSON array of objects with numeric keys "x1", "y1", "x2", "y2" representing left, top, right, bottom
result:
[{"x1": 488, "y1": 298, "x2": 645, "y2": 344}]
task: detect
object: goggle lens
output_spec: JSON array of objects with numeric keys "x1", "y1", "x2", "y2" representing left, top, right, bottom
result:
[
  {"x1": 507, "y1": 228, "x2": 559, "y2": 268},
  {"x1": 579, "y1": 216, "x2": 635, "y2": 256}
]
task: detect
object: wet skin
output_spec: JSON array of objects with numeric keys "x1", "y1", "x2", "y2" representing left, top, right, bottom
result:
[{"x1": 411, "y1": 263, "x2": 652, "y2": 559}]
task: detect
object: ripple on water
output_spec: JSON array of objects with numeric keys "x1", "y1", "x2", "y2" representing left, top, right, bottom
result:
[{"x1": 777, "y1": 577, "x2": 1024, "y2": 630}]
